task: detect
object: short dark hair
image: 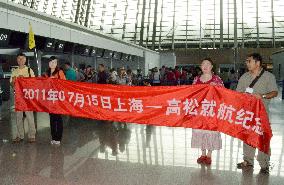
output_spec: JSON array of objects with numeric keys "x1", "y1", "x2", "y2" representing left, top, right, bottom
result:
[
  {"x1": 201, "y1": 57, "x2": 214, "y2": 66},
  {"x1": 65, "y1": 62, "x2": 71, "y2": 66},
  {"x1": 48, "y1": 56, "x2": 57, "y2": 62},
  {"x1": 16, "y1": 52, "x2": 26, "y2": 58},
  {"x1": 247, "y1": 53, "x2": 262, "y2": 65},
  {"x1": 99, "y1": 64, "x2": 104, "y2": 68}
]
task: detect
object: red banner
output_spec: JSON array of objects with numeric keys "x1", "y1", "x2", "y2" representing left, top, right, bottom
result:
[{"x1": 15, "y1": 78, "x2": 272, "y2": 153}]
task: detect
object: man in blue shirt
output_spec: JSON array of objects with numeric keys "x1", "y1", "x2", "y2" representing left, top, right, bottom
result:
[{"x1": 64, "y1": 62, "x2": 77, "y2": 81}]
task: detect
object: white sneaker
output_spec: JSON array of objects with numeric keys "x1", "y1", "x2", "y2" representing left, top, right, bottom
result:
[
  {"x1": 53, "y1": 141, "x2": 61, "y2": 146},
  {"x1": 50, "y1": 140, "x2": 55, "y2": 145}
]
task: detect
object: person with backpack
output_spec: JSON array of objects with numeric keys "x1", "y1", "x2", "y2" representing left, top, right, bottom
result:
[
  {"x1": 43, "y1": 56, "x2": 66, "y2": 146},
  {"x1": 10, "y1": 53, "x2": 36, "y2": 143}
]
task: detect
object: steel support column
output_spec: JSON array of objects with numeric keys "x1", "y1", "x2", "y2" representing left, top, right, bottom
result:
[
  {"x1": 74, "y1": 0, "x2": 82, "y2": 23},
  {"x1": 256, "y1": 0, "x2": 260, "y2": 48},
  {"x1": 139, "y1": 0, "x2": 147, "y2": 46},
  {"x1": 271, "y1": 0, "x2": 275, "y2": 47},
  {"x1": 220, "y1": 0, "x2": 224, "y2": 48},
  {"x1": 151, "y1": 0, "x2": 159, "y2": 50},
  {"x1": 84, "y1": 0, "x2": 92, "y2": 27}
]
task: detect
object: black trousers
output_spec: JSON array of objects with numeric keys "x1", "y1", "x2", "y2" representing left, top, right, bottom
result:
[{"x1": 49, "y1": 113, "x2": 63, "y2": 141}]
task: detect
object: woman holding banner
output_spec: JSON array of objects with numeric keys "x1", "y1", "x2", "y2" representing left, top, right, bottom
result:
[
  {"x1": 191, "y1": 58, "x2": 224, "y2": 165},
  {"x1": 43, "y1": 56, "x2": 66, "y2": 146}
]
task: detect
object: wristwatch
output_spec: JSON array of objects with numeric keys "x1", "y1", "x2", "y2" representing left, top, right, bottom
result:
[{"x1": 262, "y1": 94, "x2": 267, "y2": 99}]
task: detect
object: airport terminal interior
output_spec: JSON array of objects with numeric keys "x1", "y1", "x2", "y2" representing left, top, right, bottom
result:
[{"x1": 1, "y1": 0, "x2": 284, "y2": 184}]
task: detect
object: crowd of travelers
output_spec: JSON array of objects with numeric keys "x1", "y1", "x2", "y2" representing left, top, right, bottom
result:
[{"x1": 65, "y1": 62, "x2": 242, "y2": 90}]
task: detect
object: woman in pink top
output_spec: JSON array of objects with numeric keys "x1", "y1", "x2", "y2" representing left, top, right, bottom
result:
[{"x1": 191, "y1": 58, "x2": 224, "y2": 165}]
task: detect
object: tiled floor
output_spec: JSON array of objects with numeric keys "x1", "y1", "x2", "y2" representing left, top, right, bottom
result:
[{"x1": 1, "y1": 93, "x2": 284, "y2": 185}]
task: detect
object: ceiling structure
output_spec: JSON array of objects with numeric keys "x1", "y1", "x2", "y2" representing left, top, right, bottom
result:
[{"x1": 9, "y1": 0, "x2": 284, "y2": 50}]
